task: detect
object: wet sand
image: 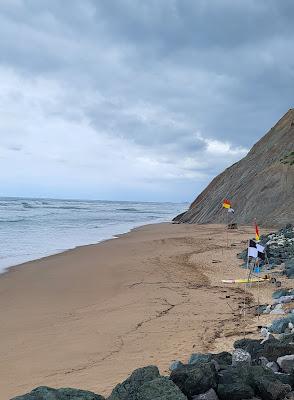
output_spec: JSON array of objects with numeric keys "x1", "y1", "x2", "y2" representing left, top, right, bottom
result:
[{"x1": 0, "y1": 223, "x2": 281, "y2": 399}]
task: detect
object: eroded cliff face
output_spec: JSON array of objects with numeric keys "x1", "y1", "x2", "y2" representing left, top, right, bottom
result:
[{"x1": 174, "y1": 109, "x2": 294, "y2": 227}]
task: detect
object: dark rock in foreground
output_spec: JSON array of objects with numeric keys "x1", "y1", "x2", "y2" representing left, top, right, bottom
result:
[
  {"x1": 136, "y1": 377, "x2": 187, "y2": 400},
  {"x1": 11, "y1": 387, "x2": 105, "y2": 400},
  {"x1": 108, "y1": 366, "x2": 160, "y2": 400},
  {"x1": 170, "y1": 361, "x2": 218, "y2": 398}
]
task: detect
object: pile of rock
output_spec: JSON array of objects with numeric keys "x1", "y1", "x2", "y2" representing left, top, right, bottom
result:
[
  {"x1": 12, "y1": 333, "x2": 294, "y2": 400},
  {"x1": 257, "y1": 290, "x2": 294, "y2": 317},
  {"x1": 237, "y1": 224, "x2": 294, "y2": 277}
]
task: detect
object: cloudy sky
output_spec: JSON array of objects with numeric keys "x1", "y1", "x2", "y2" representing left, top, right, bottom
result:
[{"x1": 0, "y1": 0, "x2": 293, "y2": 202}]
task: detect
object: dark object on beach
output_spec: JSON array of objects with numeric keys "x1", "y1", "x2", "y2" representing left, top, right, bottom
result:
[
  {"x1": 234, "y1": 336, "x2": 294, "y2": 363},
  {"x1": 170, "y1": 362, "x2": 218, "y2": 398},
  {"x1": 269, "y1": 316, "x2": 294, "y2": 334},
  {"x1": 11, "y1": 387, "x2": 105, "y2": 400},
  {"x1": 136, "y1": 377, "x2": 187, "y2": 400},
  {"x1": 228, "y1": 223, "x2": 238, "y2": 230},
  {"x1": 108, "y1": 366, "x2": 160, "y2": 400},
  {"x1": 218, "y1": 365, "x2": 291, "y2": 400},
  {"x1": 217, "y1": 382, "x2": 254, "y2": 400}
]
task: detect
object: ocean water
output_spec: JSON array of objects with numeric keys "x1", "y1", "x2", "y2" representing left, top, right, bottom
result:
[{"x1": 0, "y1": 197, "x2": 187, "y2": 273}]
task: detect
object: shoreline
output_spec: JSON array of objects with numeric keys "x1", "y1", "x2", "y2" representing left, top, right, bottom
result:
[
  {"x1": 0, "y1": 222, "x2": 282, "y2": 399},
  {"x1": 0, "y1": 221, "x2": 168, "y2": 276}
]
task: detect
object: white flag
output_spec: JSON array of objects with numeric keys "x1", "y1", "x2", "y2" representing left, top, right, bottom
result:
[
  {"x1": 248, "y1": 247, "x2": 258, "y2": 258},
  {"x1": 256, "y1": 244, "x2": 265, "y2": 253}
]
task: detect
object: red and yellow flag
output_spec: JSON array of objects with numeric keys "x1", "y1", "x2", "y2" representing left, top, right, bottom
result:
[
  {"x1": 255, "y1": 221, "x2": 260, "y2": 241},
  {"x1": 223, "y1": 199, "x2": 231, "y2": 209}
]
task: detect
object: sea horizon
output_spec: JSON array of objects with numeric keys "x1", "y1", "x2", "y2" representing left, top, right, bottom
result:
[{"x1": 0, "y1": 196, "x2": 188, "y2": 273}]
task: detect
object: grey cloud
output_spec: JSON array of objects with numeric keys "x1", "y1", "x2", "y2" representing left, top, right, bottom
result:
[{"x1": 0, "y1": 0, "x2": 293, "y2": 200}]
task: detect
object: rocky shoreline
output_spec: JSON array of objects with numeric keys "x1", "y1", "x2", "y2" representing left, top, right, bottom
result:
[{"x1": 12, "y1": 225, "x2": 294, "y2": 400}]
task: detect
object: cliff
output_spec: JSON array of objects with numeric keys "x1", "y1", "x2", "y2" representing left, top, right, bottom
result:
[{"x1": 174, "y1": 109, "x2": 294, "y2": 227}]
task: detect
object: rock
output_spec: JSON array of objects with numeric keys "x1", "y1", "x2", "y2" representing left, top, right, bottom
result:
[
  {"x1": 256, "y1": 305, "x2": 268, "y2": 314},
  {"x1": 264, "y1": 305, "x2": 273, "y2": 314},
  {"x1": 269, "y1": 316, "x2": 294, "y2": 334},
  {"x1": 285, "y1": 259, "x2": 294, "y2": 279},
  {"x1": 170, "y1": 362, "x2": 217, "y2": 398},
  {"x1": 284, "y1": 391, "x2": 294, "y2": 399},
  {"x1": 11, "y1": 387, "x2": 104, "y2": 400},
  {"x1": 267, "y1": 361, "x2": 280, "y2": 373},
  {"x1": 135, "y1": 377, "x2": 187, "y2": 400},
  {"x1": 192, "y1": 388, "x2": 219, "y2": 400},
  {"x1": 170, "y1": 360, "x2": 185, "y2": 371},
  {"x1": 217, "y1": 364, "x2": 256, "y2": 400},
  {"x1": 189, "y1": 353, "x2": 213, "y2": 365},
  {"x1": 262, "y1": 339, "x2": 294, "y2": 361},
  {"x1": 232, "y1": 349, "x2": 252, "y2": 367},
  {"x1": 274, "y1": 372, "x2": 294, "y2": 388},
  {"x1": 273, "y1": 290, "x2": 290, "y2": 299},
  {"x1": 253, "y1": 377, "x2": 291, "y2": 400},
  {"x1": 217, "y1": 383, "x2": 254, "y2": 400},
  {"x1": 234, "y1": 338, "x2": 264, "y2": 360},
  {"x1": 273, "y1": 296, "x2": 294, "y2": 305},
  {"x1": 258, "y1": 356, "x2": 270, "y2": 367},
  {"x1": 245, "y1": 366, "x2": 291, "y2": 400},
  {"x1": 271, "y1": 304, "x2": 286, "y2": 315},
  {"x1": 230, "y1": 337, "x2": 292, "y2": 362},
  {"x1": 278, "y1": 332, "x2": 294, "y2": 345},
  {"x1": 211, "y1": 352, "x2": 232, "y2": 370},
  {"x1": 260, "y1": 327, "x2": 270, "y2": 338},
  {"x1": 277, "y1": 355, "x2": 294, "y2": 374},
  {"x1": 108, "y1": 366, "x2": 160, "y2": 400},
  {"x1": 218, "y1": 365, "x2": 291, "y2": 400}
]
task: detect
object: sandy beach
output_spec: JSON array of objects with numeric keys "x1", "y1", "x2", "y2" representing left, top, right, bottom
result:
[{"x1": 0, "y1": 222, "x2": 287, "y2": 399}]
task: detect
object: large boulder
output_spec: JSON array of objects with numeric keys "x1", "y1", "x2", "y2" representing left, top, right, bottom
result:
[
  {"x1": 233, "y1": 338, "x2": 265, "y2": 360},
  {"x1": 189, "y1": 354, "x2": 213, "y2": 365},
  {"x1": 217, "y1": 365, "x2": 291, "y2": 400},
  {"x1": 274, "y1": 372, "x2": 294, "y2": 388},
  {"x1": 170, "y1": 360, "x2": 185, "y2": 371},
  {"x1": 253, "y1": 377, "x2": 291, "y2": 400},
  {"x1": 108, "y1": 366, "x2": 160, "y2": 400},
  {"x1": 11, "y1": 387, "x2": 104, "y2": 400},
  {"x1": 192, "y1": 388, "x2": 219, "y2": 400},
  {"x1": 273, "y1": 289, "x2": 291, "y2": 299},
  {"x1": 135, "y1": 377, "x2": 187, "y2": 400},
  {"x1": 211, "y1": 352, "x2": 232, "y2": 370},
  {"x1": 249, "y1": 366, "x2": 291, "y2": 400},
  {"x1": 232, "y1": 349, "x2": 251, "y2": 367},
  {"x1": 170, "y1": 362, "x2": 218, "y2": 398},
  {"x1": 217, "y1": 383, "x2": 254, "y2": 400},
  {"x1": 269, "y1": 316, "x2": 294, "y2": 334},
  {"x1": 262, "y1": 340, "x2": 294, "y2": 362},
  {"x1": 277, "y1": 355, "x2": 294, "y2": 374}
]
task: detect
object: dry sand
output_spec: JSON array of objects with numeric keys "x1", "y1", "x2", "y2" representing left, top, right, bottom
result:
[{"x1": 0, "y1": 223, "x2": 286, "y2": 399}]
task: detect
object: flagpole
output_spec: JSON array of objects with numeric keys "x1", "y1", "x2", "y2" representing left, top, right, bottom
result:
[
  {"x1": 226, "y1": 211, "x2": 229, "y2": 248},
  {"x1": 246, "y1": 239, "x2": 250, "y2": 269},
  {"x1": 257, "y1": 258, "x2": 260, "y2": 321}
]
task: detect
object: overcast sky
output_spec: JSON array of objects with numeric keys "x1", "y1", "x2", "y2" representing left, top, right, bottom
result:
[{"x1": 0, "y1": 0, "x2": 293, "y2": 202}]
